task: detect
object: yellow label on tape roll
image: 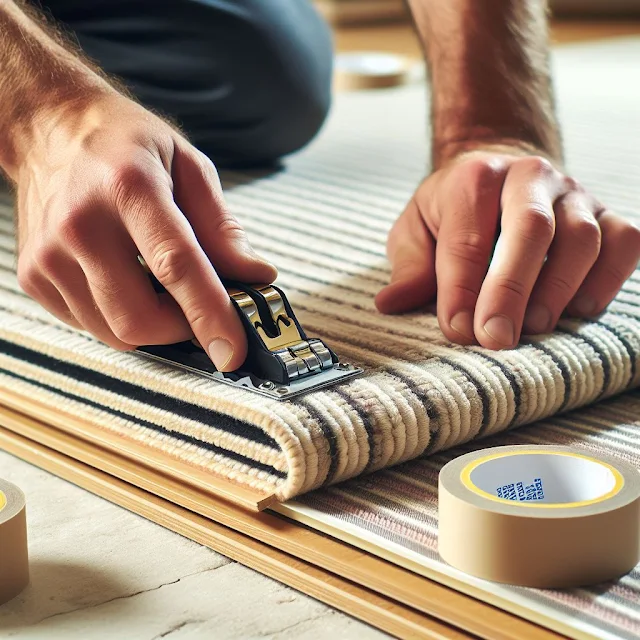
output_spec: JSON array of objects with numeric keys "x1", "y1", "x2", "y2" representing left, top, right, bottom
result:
[
  {"x1": 0, "y1": 478, "x2": 29, "y2": 605},
  {"x1": 460, "y1": 449, "x2": 625, "y2": 509},
  {"x1": 438, "y1": 445, "x2": 640, "y2": 588}
]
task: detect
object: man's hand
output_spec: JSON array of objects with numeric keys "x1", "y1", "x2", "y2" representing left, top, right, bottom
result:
[
  {"x1": 0, "y1": 2, "x2": 275, "y2": 371},
  {"x1": 393, "y1": 0, "x2": 640, "y2": 348},
  {"x1": 14, "y1": 93, "x2": 276, "y2": 370},
  {"x1": 376, "y1": 149, "x2": 640, "y2": 348}
]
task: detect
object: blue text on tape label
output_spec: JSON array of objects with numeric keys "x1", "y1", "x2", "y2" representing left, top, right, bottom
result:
[{"x1": 496, "y1": 478, "x2": 545, "y2": 501}]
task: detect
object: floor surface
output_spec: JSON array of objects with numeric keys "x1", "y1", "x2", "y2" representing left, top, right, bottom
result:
[{"x1": 0, "y1": 451, "x2": 386, "y2": 640}]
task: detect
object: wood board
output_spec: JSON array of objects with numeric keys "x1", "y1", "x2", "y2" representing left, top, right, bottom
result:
[
  {"x1": 0, "y1": 399, "x2": 561, "y2": 640},
  {"x1": 0, "y1": 423, "x2": 460, "y2": 640},
  {"x1": 273, "y1": 503, "x2": 599, "y2": 640},
  {"x1": 0, "y1": 386, "x2": 275, "y2": 512}
]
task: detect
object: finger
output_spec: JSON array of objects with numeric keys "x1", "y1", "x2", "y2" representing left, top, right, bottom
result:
[
  {"x1": 113, "y1": 166, "x2": 248, "y2": 371},
  {"x1": 42, "y1": 252, "x2": 133, "y2": 350},
  {"x1": 434, "y1": 159, "x2": 506, "y2": 343},
  {"x1": 523, "y1": 191, "x2": 601, "y2": 334},
  {"x1": 172, "y1": 141, "x2": 278, "y2": 283},
  {"x1": 375, "y1": 198, "x2": 437, "y2": 314},
  {"x1": 72, "y1": 215, "x2": 193, "y2": 346},
  {"x1": 475, "y1": 157, "x2": 562, "y2": 349},
  {"x1": 566, "y1": 209, "x2": 640, "y2": 317},
  {"x1": 17, "y1": 257, "x2": 81, "y2": 328}
]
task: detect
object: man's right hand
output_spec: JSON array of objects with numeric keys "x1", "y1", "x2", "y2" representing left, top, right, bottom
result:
[{"x1": 14, "y1": 92, "x2": 277, "y2": 371}]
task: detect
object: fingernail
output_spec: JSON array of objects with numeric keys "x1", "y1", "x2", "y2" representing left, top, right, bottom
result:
[
  {"x1": 572, "y1": 295, "x2": 598, "y2": 316},
  {"x1": 450, "y1": 311, "x2": 475, "y2": 340},
  {"x1": 523, "y1": 304, "x2": 551, "y2": 334},
  {"x1": 483, "y1": 315, "x2": 515, "y2": 347},
  {"x1": 209, "y1": 338, "x2": 234, "y2": 371}
]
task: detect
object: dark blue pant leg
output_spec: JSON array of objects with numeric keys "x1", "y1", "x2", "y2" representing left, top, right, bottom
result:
[{"x1": 42, "y1": 0, "x2": 334, "y2": 166}]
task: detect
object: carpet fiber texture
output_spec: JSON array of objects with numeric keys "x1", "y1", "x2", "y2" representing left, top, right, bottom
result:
[
  {"x1": 297, "y1": 391, "x2": 640, "y2": 640},
  {"x1": 0, "y1": 38, "x2": 639, "y2": 501}
]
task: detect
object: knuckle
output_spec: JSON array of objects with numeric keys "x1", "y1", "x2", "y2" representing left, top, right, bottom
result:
[
  {"x1": 452, "y1": 282, "x2": 482, "y2": 298},
  {"x1": 213, "y1": 213, "x2": 246, "y2": 240},
  {"x1": 493, "y1": 274, "x2": 528, "y2": 300},
  {"x1": 563, "y1": 176, "x2": 583, "y2": 193},
  {"x1": 16, "y1": 258, "x2": 39, "y2": 296},
  {"x1": 572, "y1": 216, "x2": 602, "y2": 254},
  {"x1": 557, "y1": 191, "x2": 582, "y2": 210},
  {"x1": 604, "y1": 263, "x2": 630, "y2": 286},
  {"x1": 108, "y1": 162, "x2": 155, "y2": 210},
  {"x1": 391, "y1": 259, "x2": 418, "y2": 280},
  {"x1": 603, "y1": 257, "x2": 634, "y2": 286},
  {"x1": 110, "y1": 312, "x2": 144, "y2": 345},
  {"x1": 446, "y1": 231, "x2": 491, "y2": 266},
  {"x1": 625, "y1": 222, "x2": 640, "y2": 250},
  {"x1": 181, "y1": 292, "x2": 229, "y2": 335},
  {"x1": 148, "y1": 240, "x2": 191, "y2": 288},
  {"x1": 184, "y1": 305, "x2": 209, "y2": 332},
  {"x1": 111, "y1": 162, "x2": 152, "y2": 190},
  {"x1": 542, "y1": 273, "x2": 575, "y2": 297},
  {"x1": 517, "y1": 155, "x2": 554, "y2": 178},
  {"x1": 519, "y1": 205, "x2": 555, "y2": 243},
  {"x1": 457, "y1": 157, "x2": 506, "y2": 195},
  {"x1": 181, "y1": 147, "x2": 220, "y2": 191},
  {"x1": 57, "y1": 207, "x2": 92, "y2": 249},
  {"x1": 196, "y1": 151, "x2": 220, "y2": 182},
  {"x1": 33, "y1": 241, "x2": 63, "y2": 274}
]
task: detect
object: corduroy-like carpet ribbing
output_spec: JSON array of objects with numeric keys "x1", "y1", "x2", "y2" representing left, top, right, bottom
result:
[
  {"x1": 0, "y1": 39, "x2": 639, "y2": 502},
  {"x1": 297, "y1": 391, "x2": 640, "y2": 640}
]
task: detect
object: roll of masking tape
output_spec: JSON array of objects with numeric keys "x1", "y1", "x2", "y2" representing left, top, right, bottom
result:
[
  {"x1": 438, "y1": 445, "x2": 640, "y2": 588},
  {"x1": 0, "y1": 478, "x2": 29, "y2": 605},
  {"x1": 333, "y1": 52, "x2": 413, "y2": 91}
]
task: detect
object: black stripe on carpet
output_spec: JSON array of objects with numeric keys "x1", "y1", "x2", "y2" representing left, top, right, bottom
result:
[
  {"x1": 0, "y1": 338, "x2": 280, "y2": 450},
  {"x1": 0, "y1": 365, "x2": 286, "y2": 479}
]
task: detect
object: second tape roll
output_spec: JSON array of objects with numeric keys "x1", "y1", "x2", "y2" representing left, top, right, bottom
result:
[{"x1": 0, "y1": 477, "x2": 29, "y2": 604}]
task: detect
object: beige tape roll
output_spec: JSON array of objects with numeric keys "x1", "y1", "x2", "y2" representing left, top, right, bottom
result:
[
  {"x1": 438, "y1": 445, "x2": 640, "y2": 588},
  {"x1": 333, "y1": 52, "x2": 413, "y2": 91},
  {"x1": 0, "y1": 478, "x2": 29, "y2": 604}
]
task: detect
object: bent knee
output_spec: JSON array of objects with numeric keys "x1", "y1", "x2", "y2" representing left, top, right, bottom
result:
[
  {"x1": 192, "y1": 2, "x2": 334, "y2": 166},
  {"x1": 253, "y1": 73, "x2": 332, "y2": 162}
]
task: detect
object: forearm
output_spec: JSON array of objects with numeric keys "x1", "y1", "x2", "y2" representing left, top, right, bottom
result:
[
  {"x1": 406, "y1": 0, "x2": 562, "y2": 169},
  {"x1": 0, "y1": 1, "x2": 115, "y2": 179}
]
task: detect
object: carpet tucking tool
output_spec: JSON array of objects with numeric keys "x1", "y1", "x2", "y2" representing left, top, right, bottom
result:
[{"x1": 136, "y1": 279, "x2": 363, "y2": 400}]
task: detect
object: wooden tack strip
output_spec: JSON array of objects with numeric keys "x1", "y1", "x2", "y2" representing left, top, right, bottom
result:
[
  {"x1": 0, "y1": 386, "x2": 276, "y2": 511},
  {"x1": 0, "y1": 401, "x2": 562, "y2": 640},
  {"x1": 0, "y1": 422, "x2": 470, "y2": 640}
]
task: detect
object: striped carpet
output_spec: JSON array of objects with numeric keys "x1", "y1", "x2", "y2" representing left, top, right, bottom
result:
[
  {"x1": 294, "y1": 392, "x2": 640, "y2": 640},
  {"x1": 0, "y1": 38, "x2": 640, "y2": 504}
]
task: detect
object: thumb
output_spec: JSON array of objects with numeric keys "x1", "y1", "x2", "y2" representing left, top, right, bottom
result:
[
  {"x1": 172, "y1": 142, "x2": 277, "y2": 284},
  {"x1": 375, "y1": 200, "x2": 437, "y2": 314}
]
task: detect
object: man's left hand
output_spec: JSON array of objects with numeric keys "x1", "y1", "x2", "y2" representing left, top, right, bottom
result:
[{"x1": 376, "y1": 149, "x2": 640, "y2": 349}]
